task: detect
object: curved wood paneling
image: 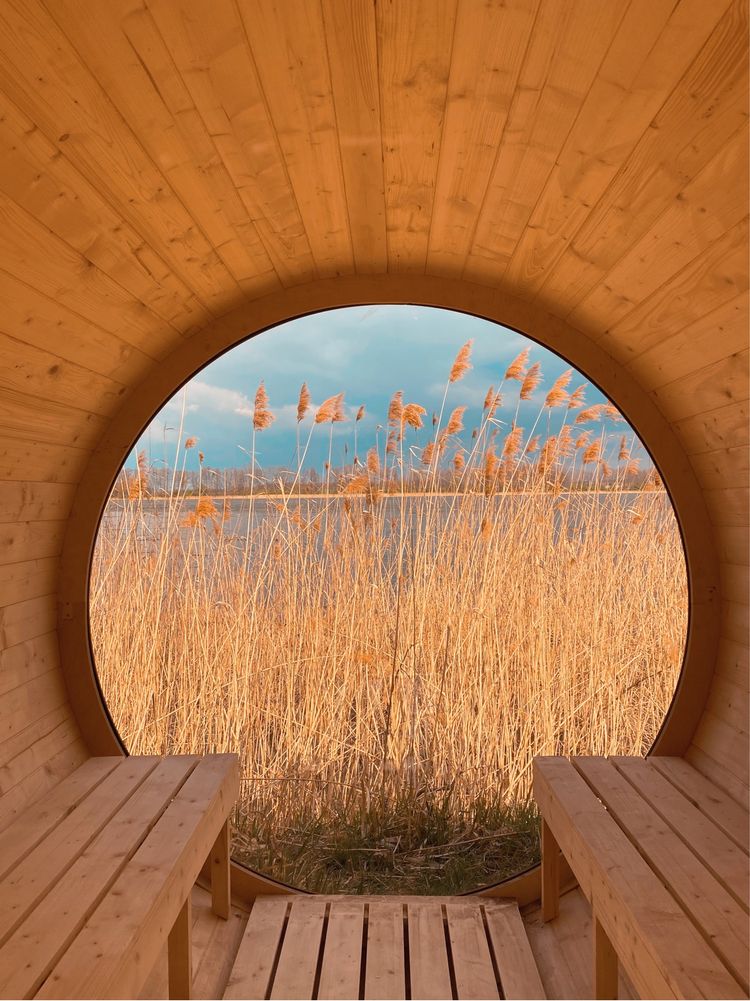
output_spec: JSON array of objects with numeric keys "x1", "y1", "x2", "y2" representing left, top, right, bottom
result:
[{"x1": 0, "y1": 0, "x2": 747, "y2": 865}]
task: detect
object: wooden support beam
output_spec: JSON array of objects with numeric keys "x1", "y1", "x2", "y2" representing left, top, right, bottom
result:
[
  {"x1": 168, "y1": 894, "x2": 192, "y2": 1000},
  {"x1": 211, "y1": 819, "x2": 231, "y2": 919},
  {"x1": 593, "y1": 916, "x2": 618, "y2": 1000},
  {"x1": 541, "y1": 820, "x2": 560, "y2": 922}
]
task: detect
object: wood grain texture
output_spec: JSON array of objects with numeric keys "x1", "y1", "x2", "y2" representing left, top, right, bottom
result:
[{"x1": 0, "y1": 0, "x2": 743, "y2": 908}]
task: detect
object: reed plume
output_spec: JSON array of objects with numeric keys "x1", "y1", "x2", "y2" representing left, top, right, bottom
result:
[
  {"x1": 505, "y1": 347, "x2": 529, "y2": 381},
  {"x1": 403, "y1": 403, "x2": 427, "y2": 429},
  {"x1": 575, "y1": 404, "x2": 605, "y2": 425},
  {"x1": 450, "y1": 340, "x2": 473, "y2": 382},
  {"x1": 388, "y1": 391, "x2": 404, "y2": 426},
  {"x1": 520, "y1": 362, "x2": 542, "y2": 401},
  {"x1": 356, "y1": 404, "x2": 365, "y2": 422},
  {"x1": 297, "y1": 383, "x2": 311, "y2": 423},
  {"x1": 445, "y1": 406, "x2": 466, "y2": 436},
  {"x1": 568, "y1": 384, "x2": 587, "y2": 410},
  {"x1": 253, "y1": 382, "x2": 275, "y2": 430},
  {"x1": 185, "y1": 436, "x2": 198, "y2": 449},
  {"x1": 502, "y1": 425, "x2": 524, "y2": 460},
  {"x1": 582, "y1": 440, "x2": 602, "y2": 464},
  {"x1": 545, "y1": 369, "x2": 572, "y2": 408}
]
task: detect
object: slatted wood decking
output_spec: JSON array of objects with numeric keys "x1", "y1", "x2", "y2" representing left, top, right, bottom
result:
[
  {"x1": 223, "y1": 895, "x2": 546, "y2": 1001},
  {"x1": 535, "y1": 755, "x2": 750, "y2": 1000}
]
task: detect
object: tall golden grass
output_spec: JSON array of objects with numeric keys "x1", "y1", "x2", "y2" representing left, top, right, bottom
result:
[{"x1": 90, "y1": 345, "x2": 687, "y2": 892}]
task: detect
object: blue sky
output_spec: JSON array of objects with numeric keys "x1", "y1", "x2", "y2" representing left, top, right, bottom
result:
[{"x1": 131, "y1": 305, "x2": 646, "y2": 474}]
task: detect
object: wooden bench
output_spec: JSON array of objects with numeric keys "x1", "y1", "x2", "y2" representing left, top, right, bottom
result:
[
  {"x1": 0, "y1": 753, "x2": 239, "y2": 1000},
  {"x1": 534, "y1": 755, "x2": 750, "y2": 1001}
]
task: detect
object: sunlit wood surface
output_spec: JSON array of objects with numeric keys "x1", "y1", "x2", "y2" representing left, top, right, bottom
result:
[
  {"x1": 535, "y1": 755, "x2": 749, "y2": 999},
  {"x1": 0, "y1": 0, "x2": 746, "y2": 868}
]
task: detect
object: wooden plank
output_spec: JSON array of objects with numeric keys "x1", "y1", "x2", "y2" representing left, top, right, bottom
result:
[
  {"x1": 483, "y1": 901, "x2": 545, "y2": 1000},
  {"x1": 364, "y1": 900, "x2": 406, "y2": 1001},
  {"x1": 601, "y1": 216, "x2": 749, "y2": 359},
  {"x1": 321, "y1": 0, "x2": 387, "y2": 274},
  {"x1": 0, "y1": 757, "x2": 117, "y2": 880},
  {"x1": 0, "y1": 481, "x2": 73, "y2": 524},
  {"x1": 0, "y1": 631, "x2": 60, "y2": 699},
  {"x1": 627, "y1": 292, "x2": 749, "y2": 392},
  {"x1": 318, "y1": 898, "x2": 365, "y2": 1001},
  {"x1": 0, "y1": 88, "x2": 211, "y2": 335},
  {"x1": 651, "y1": 756, "x2": 749, "y2": 853},
  {"x1": 593, "y1": 916, "x2": 618, "y2": 1001},
  {"x1": 0, "y1": 669, "x2": 69, "y2": 743},
  {"x1": 570, "y1": 120, "x2": 749, "y2": 334},
  {"x1": 541, "y1": 819, "x2": 559, "y2": 921},
  {"x1": 690, "y1": 711, "x2": 749, "y2": 794},
  {"x1": 210, "y1": 819, "x2": 231, "y2": 920},
  {"x1": 269, "y1": 897, "x2": 327, "y2": 1001},
  {"x1": 445, "y1": 900, "x2": 499, "y2": 1000},
  {"x1": 0, "y1": 594, "x2": 56, "y2": 649},
  {"x1": 406, "y1": 900, "x2": 453, "y2": 1000},
  {"x1": 0, "y1": 756, "x2": 158, "y2": 947},
  {"x1": 706, "y1": 676, "x2": 750, "y2": 737},
  {"x1": 673, "y1": 399, "x2": 749, "y2": 456},
  {"x1": 0, "y1": 436, "x2": 90, "y2": 485},
  {"x1": 0, "y1": 524, "x2": 65, "y2": 569},
  {"x1": 168, "y1": 894, "x2": 192, "y2": 1000},
  {"x1": 34, "y1": 755, "x2": 239, "y2": 1001},
  {"x1": 0, "y1": 386, "x2": 110, "y2": 452},
  {"x1": 574, "y1": 756, "x2": 749, "y2": 991},
  {"x1": 53, "y1": 0, "x2": 278, "y2": 299},
  {"x1": 191, "y1": 898, "x2": 248, "y2": 1001},
  {"x1": 467, "y1": 0, "x2": 629, "y2": 279},
  {"x1": 0, "y1": 0, "x2": 246, "y2": 314},
  {"x1": 541, "y1": 0, "x2": 748, "y2": 317},
  {"x1": 652, "y1": 349, "x2": 749, "y2": 424},
  {"x1": 0, "y1": 740, "x2": 89, "y2": 836},
  {"x1": 508, "y1": 0, "x2": 735, "y2": 299},
  {"x1": 533, "y1": 756, "x2": 746, "y2": 1000},
  {"x1": 235, "y1": 0, "x2": 354, "y2": 279},
  {"x1": 690, "y1": 444, "x2": 750, "y2": 491},
  {"x1": 613, "y1": 757, "x2": 748, "y2": 910},
  {"x1": 687, "y1": 744, "x2": 749, "y2": 811},
  {"x1": 425, "y1": 0, "x2": 539, "y2": 277},
  {"x1": 0, "y1": 710, "x2": 80, "y2": 787},
  {"x1": 377, "y1": 0, "x2": 457, "y2": 272},
  {"x1": 224, "y1": 896, "x2": 289, "y2": 1001},
  {"x1": 146, "y1": 0, "x2": 316, "y2": 287},
  {"x1": 1, "y1": 755, "x2": 199, "y2": 1000}
]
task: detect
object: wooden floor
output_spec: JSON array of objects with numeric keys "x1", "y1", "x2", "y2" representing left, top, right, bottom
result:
[{"x1": 138, "y1": 885, "x2": 630, "y2": 1000}]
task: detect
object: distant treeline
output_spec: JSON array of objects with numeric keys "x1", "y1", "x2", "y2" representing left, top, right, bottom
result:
[{"x1": 113, "y1": 461, "x2": 661, "y2": 499}]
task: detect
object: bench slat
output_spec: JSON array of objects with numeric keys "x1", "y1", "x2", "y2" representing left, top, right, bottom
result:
[
  {"x1": 270, "y1": 897, "x2": 327, "y2": 1000},
  {"x1": 35, "y1": 753, "x2": 238, "y2": 1000},
  {"x1": 318, "y1": 899, "x2": 366, "y2": 1001},
  {"x1": 575, "y1": 756, "x2": 749, "y2": 994},
  {"x1": 224, "y1": 896, "x2": 289, "y2": 1001},
  {"x1": 407, "y1": 900, "x2": 454, "y2": 1001},
  {"x1": 484, "y1": 901, "x2": 546, "y2": 1000},
  {"x1": 445, "y1": 901, "x2": 500, "y2": 1000},
  {"x1": 613, "y1": 757, "x2": 749, "y2": 912},
  {"x1": 0, "y1": 756, "x2": 160, "y2": 949},
  {"x1": 0, "y1": 756, "x2": 198, "y2": 1000},
  {"x1": 651, "y1": 756, "x2": 750, "y2": 853},
  {"x1": 0, "y1": 756, "x2": 119, "y2": 881},
  {"x1": 364, "y1": 900, "x2": 406, "y2": 1001},
  {"x1": 534, "y1": 756, "x2": 746, "y2": 1000}
]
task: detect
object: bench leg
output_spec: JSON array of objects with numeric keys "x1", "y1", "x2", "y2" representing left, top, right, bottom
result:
[
  {"x1": 168, "y1": 895, "x2": 192, "y2": 1000},
  {"x1": 211, "y1": 819, "x2": 231, "y2": 919},
  {"x1": 541, "y1": 819, "x2": 560, "y2": 921},
  {"x1": 594, "y1": 915, "x2": 618, "y2": 1000}
]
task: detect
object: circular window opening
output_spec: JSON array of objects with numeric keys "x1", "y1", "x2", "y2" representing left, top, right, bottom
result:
[{"x1": 90, "y1": 305, "x2": 688, "y2": 894}]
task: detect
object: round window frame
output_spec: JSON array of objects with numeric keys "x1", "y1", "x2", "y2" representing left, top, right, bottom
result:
[{"x1": 58, "y1": 275, "x2": 719, "y2": 899}]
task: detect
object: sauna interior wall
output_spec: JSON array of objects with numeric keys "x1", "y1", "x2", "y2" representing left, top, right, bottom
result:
[{"x1": 0, "y1": 0, "x2": 747, "y2": 830}]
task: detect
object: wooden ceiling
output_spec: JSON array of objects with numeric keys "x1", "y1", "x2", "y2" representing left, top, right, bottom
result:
[{"x1": 0, "y1": 0, "x2": 747, "y2": 818}]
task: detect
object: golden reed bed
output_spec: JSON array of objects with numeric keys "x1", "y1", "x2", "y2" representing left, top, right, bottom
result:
[{"x1": 91, "y1": 345, "x2": 687, "y2": 893}]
